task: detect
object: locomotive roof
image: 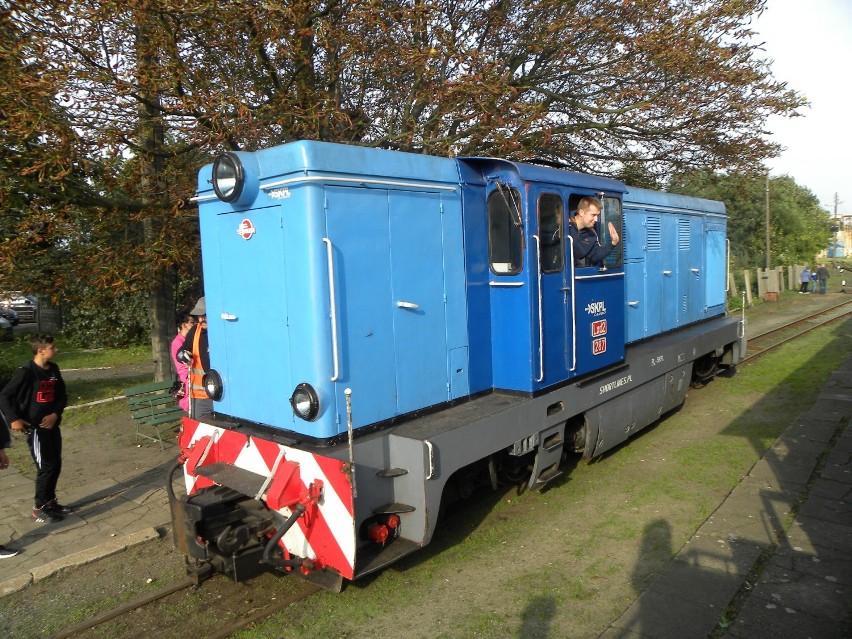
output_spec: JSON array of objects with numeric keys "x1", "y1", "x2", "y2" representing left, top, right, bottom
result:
[
  {"x1": 624, "y1": 185, "x2": 727, "y2": 216},
  {"x1": 196, "y1": 140, "x2": 462, "y2": 197},
  {"x1": 456, "y1": 157, "x2": 628, "y2": 194}
]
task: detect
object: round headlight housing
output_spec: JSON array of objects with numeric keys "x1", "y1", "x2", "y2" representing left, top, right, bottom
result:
[
  {"x1": 203, "y1": 369, "x2": 224, "y2": 401},
  {"x1": 290, "y1": 383, "x2": 320, "y2": 421},
  {"x1": 212, "y1": 153, "x2": 245, "y2": 203}
]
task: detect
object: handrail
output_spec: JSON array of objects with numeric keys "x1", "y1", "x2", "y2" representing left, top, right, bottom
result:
[
  {"x1": 567, "y1": 235, "x2": 577, "y2": 372},
  {"x1": 726, "y1": 239, "x2": 731, "y2": 293},
  {"x1": 323, "y1": 238, "x2": 340, "y2": 382},
  {"x1": 533, "y1": 235, "x2": 544, "y2": 383}
]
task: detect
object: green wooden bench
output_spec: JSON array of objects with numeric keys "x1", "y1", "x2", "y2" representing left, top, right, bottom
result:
[{"x1": 124, "y1": 380, "x2": 187, "y2": 449}]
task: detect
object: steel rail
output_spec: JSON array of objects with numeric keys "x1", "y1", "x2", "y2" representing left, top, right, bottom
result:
[
  {"x1": 748, "y1": 299, "x2": 852, "y2": 342},
  {"x1": 203, "y1": 583, "x2": 323, "y2": 639},
  {"x1": 743, "y1": 300, "x2": 852, "y2": 363},
  {"x1": 46, "y1": 577, "x2": 196, "y2": 639}
]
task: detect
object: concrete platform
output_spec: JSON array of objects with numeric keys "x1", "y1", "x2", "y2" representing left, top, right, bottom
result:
[{"x1": 601, "y1": 350, "x2": 852, "y2": 639}]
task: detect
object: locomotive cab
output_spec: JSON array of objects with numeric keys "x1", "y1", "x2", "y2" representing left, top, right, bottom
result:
[{"x1": 457, "y1": 158, "x2": 628, "y2": 393}]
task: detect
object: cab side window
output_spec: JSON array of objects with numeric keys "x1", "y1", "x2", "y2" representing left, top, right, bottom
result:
[
  {"x1": 488, "y1": 188, "x2": 523, "y2": 275},
  {"x1": 538, "y1": 193, "x2": 563, "y2": 273},
  {"x1": 602, "y1": 196, "x2": 623, "y2": 268}
]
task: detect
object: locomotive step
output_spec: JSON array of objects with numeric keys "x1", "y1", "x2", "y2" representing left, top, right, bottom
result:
[
  {"x1": 376, "y1": 467, "x2": 409, "y2": 478},
  {"x1": 355, "y1": 537, "x2": 422, "y2": 579},
  {"x1": 372, "y1": 502, "x2": 416, "y2": 515},
  {"x1": 194, "y1": 461, "x2": 267, "y2": 497},
  {"x1": 530, "y1": 465, "x2": 563, "y2": 491}
]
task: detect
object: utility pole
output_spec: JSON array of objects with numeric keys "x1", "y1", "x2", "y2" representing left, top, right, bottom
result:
[
  {"x1": 765, "y1": 174, "x2": 771, "y2": 269},
  {"x1": 832, "y1": 193, "x2": 843, "y2": 260}
]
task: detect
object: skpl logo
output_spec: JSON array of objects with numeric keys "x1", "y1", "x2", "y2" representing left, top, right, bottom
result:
[
  {"x1": 237, "y1": 219, "x2": 256, "y2": 240},
  {"x1": 268, "y1": 187, "x2": 291, "y2": 200},
  {"x1": 585, "y1": 301, "x2": 607, "y2": 316}
]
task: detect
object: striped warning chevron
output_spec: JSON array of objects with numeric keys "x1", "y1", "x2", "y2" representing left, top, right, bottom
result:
[{"x1": 178, "y1": 417, "x2": 356, "y2": 579}]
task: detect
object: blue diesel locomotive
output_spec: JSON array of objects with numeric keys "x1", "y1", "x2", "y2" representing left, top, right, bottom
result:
[{"x1": 170, "y1": 141, "x2": 746, "y2": 590}]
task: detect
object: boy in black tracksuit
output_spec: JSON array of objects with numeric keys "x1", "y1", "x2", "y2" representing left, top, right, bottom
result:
[{"x1": 0, "y1": 333, "x2": 68, "y2": 523}]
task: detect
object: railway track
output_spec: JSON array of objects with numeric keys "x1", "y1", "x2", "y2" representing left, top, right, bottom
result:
[
  {"x1": 742, "y1": 299, "x2": 852, "y2": 362},
  {"x1": 46, "y1": 572, "x2": 321, "y2": 639},
  {"x1": 46, "y1": 578, "x2": 196, "y2": 639}
]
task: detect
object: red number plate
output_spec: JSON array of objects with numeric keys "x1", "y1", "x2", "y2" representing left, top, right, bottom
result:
[
  {"x1": 592, "y1": 319, "x2": 607, "y2": 337},
  {"x1": 592, "y1": 337, "x2": 607, "y2": 355}
]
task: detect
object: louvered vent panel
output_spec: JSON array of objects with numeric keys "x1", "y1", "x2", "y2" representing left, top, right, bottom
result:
[
  {"x1": 678, "y1": 219, "x2": 690, "y2": 250},
  {"x1": 647, "y1": 217, "x2": 661, "y2": 250}
]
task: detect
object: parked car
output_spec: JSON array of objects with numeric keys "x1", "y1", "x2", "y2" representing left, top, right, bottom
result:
[
  {"x1": 0, "y1": 291, "x2": 37, "y2": 323},
  {"x1": 0, "y1": 307, "x2": 19, "y2": 326}
]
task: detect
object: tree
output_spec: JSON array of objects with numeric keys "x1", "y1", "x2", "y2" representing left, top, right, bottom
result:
[
  {"x1": 0, "y1": 1, "x2": 804, "y2": 375},
  {"x1": 668, "y1": 171, "x2": 833, "y2": 267}
]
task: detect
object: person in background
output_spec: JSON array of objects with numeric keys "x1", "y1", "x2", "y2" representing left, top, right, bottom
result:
[
  {"x1": 0, "y1": 416, "x2": 20, "y2": 557},
  {"x1": 810, "y1": 268, "x2": 817, "y2": 293},
  {"x1": 180, "y1": 297, "x2": 213, "y2": 420},
  {"x1": 816, "y1": 264, "x2": 830, "y2": 294},
  {"x1": 0, "y1": 333, "x2": 68, "y2": 524},
  {"x1": 799, "y1": 265, "x2": 811, "y2": 294},
  {"x1": 170, "y1": 313, "x2": 194, "y2": 413}
]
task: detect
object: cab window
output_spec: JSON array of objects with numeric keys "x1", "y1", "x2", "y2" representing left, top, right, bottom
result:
[
  {"x1": 488, "y1": 187, "x2": 523, "y2": 275},
  {"x1": 538, "y1": 193, "x2": 563, "y2": 273},
  {"x1": 601, "y1": 196, "x2": 623, "y2": 268}
]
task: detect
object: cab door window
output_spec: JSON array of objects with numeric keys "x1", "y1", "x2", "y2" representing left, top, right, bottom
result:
[
  {"x1": 601, "y1": 196, "x2": 623, "y2": 268},
  {"x1": 538, "y1": 193, "x2": 563, "y2": 273},
  {"x1": 488, "y1": 187, "x2": 523, "y2": 275}
]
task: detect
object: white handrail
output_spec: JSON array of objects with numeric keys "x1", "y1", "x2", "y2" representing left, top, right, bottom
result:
[
  {"x1": 726, "y1": 239, "x2": 731, "y2": 293},
  {"x1": 567, "y1": 235, "x2": 577, "y2": 372},
  {"x1": 533, "y1": 235, "x2": 544, "y2": 383},
  {"x1": 323, "y1": 238, "x2": 340, "y2": 382}
]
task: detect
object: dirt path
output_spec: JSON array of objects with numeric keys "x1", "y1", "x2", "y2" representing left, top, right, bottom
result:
[{"x1": 61, "y1": 362, "x2": 155, "y2": 383}]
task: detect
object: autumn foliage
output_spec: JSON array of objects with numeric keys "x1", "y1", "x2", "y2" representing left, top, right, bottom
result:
[{"x1": 0, "y1": 1, "x2": 803, "y2": 349}]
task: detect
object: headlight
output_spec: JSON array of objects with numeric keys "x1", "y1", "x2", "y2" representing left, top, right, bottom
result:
[
  {"x1": 290, "y1": 383, "x2": 319, "y2": 421},
  {"x1": 203, "y1": 369, "x2": 224, "y2": 401},
  {"x1": 212, "y1": 153, "x2": 245, "y2": 203}
]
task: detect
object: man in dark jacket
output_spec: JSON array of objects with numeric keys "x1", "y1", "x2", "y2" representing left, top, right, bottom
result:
[
  {"x1": 568, "y1": 196, "x2": 620, "y2": 267},
  {"x1": 0, "y1": 333, "x2": 68, "y2": 524},
  {"x1": 816, "y1": 264, "x2": 830, "y2": 294}
]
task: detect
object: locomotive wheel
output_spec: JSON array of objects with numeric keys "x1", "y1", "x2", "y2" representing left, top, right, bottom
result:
[
  {"x1": 498, "y1": 456, "x2": 532, "y2": 485},
  {"x1": 693, "y1": 353, "x2": 720, "y2": 380}
]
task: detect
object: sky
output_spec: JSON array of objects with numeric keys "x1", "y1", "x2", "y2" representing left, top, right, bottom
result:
[{"x1": 754, "y1": 0, "x2": 852, "y2": 216}]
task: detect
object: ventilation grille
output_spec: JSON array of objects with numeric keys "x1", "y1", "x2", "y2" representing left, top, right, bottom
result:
[
  {"x1": 678, "y1": 219, "x2": 691, "y2": 250},
  {"x1": 647, "y1": 217, "x2": 661, "y2": 250}
]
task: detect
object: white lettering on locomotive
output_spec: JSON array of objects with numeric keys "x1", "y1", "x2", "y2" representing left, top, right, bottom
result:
[
  {"x1": 268, "y1": 187, "x2": 292, "y2": 199},
  {"x1": 585, "y1": 301, "x2": 607, "y2": 316},
  {"x1": 599, "y1": 374, "x2": 633, "y2": 395}
]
